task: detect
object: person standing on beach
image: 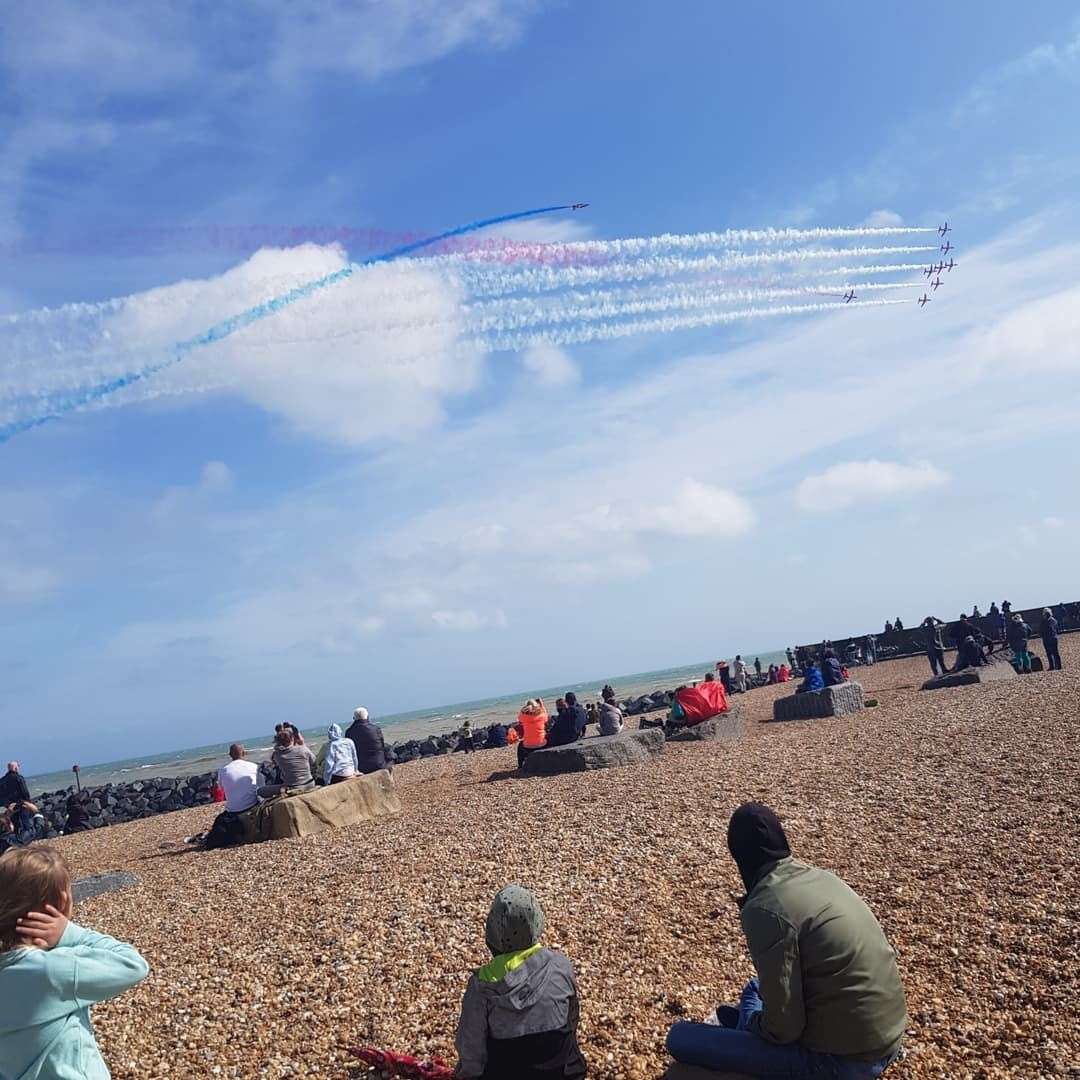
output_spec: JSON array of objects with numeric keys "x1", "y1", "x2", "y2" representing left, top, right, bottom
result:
[
  {"x1": 1040, "y1": 608, "x2": 1062, "y2": 670},
  {"x1": 1007, "y1": 613, "x2": 1033, "y2": 673},
  {"x1": 733, "y1": 656, "x2": 748, "y2": 693},
  {"x1": 922, "y1": 617, "x2": 948, "y2": 677},
  {"x1": 716, "y1": 661, "x2": 732, "y2": 693},
  {"x1": 346, "y1": 707, "x2": 390, "y2": 775},
  {"x1": 665, "y1": 804, "x2": 906, "y2": 1078},
  {"x1": 0, "y1": 763, "x2": 40, "y2": 841}
]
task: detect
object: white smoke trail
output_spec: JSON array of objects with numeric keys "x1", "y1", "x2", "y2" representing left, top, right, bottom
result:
[
  {"x1": 415, "y1": 224, "x2": 937, "y2": 264},
  {"x1": 448, "y1": 246, "x2": 939, "y2": 298},
  {"x1": 478, "y1": 298, "x2": 912, "y2": 352}
]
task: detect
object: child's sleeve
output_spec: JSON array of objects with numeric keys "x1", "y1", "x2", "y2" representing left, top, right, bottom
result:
[
  {"x1": 55, "y1": 922, "x2": 150, "y2": 1007},
  {"x1": 453, "y1": 976, "x2": 488, "y2": 1078}
]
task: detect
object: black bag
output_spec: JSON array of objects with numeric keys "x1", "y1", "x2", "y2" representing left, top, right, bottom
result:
[{"x1": 203, "y1": 810, "x2": 246, "y2": 850}]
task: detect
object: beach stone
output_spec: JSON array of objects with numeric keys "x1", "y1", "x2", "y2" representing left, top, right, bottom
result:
[
  {"x1": 667, "y1": 706, "x2": 743, "y2": 742},
  {"x1": 921, "y1": 661, "x2": 1017, "y2": 691},
  {"x1": 522, "y1": 729, "x2": 665, "y2": 775},
  {"x1": 72, "y1": 871, "x2": 140, "y2": 905},
  {"x1": 662, "y1": 1065, "x2": 753, "y2": 1080},
  {"x1": 771, "y1": 681, "x2": 866, "y2": 722}
]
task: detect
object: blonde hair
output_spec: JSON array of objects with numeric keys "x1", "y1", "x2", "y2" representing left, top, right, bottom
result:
[{"x1": 0, "y1": 846, "x2": 71, "y2": 952}]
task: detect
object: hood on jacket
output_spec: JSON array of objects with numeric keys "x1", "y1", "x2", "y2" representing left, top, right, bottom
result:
[
  {"x1": 727, "y1": 802, "x2": 791, "y2": 893},
  {"x1": 475, "y1": 946, "x2": 560, "y2": 1010},
  {"x1": 327, "y1": 723, "x2": 345, "y2": 741},
  {"x1": 485, "y1": 885, "x2": 545, "y2": 955}
]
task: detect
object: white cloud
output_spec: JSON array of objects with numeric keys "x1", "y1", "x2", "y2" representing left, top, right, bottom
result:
[
  {"x1": 521, "y1": 343, "x2": 580, "y2": 387},
  {"x1": 200, "y1": 461, "x2": 234, "y2": 492},
  {"x1": 862, "y1": 209, "x2": 904, "y2": 227},
  {"x1": 93, "y1": 244, "x2": 485, "y2": 445},
  {"x1": 795, "y1": 460, "x2": 949, "y2": 513},
  {"x1": 0, "y1": 559, "x2": 60, "y2": 602},
  {"x1": 641, "y1": 479, "x2": 756, "y2": 539},
  {"x1": 430, "y1": 608, "x2": 507, "y2": 631},
  {"x1": 152, "y1": 460, "x2": 235, "y2": 522}
]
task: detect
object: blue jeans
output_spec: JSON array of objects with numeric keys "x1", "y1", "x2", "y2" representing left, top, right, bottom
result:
[{"x1": 667, "y1": 980, "x2": 898, "y2": 1079}]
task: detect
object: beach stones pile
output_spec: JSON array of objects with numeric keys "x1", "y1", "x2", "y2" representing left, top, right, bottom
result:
[{"x1": 31, "y1": 773, "x2": 218, "y2": 838}]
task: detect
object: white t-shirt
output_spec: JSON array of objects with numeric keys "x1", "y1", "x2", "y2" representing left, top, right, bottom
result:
[{"x1": 217, "y1": 759, "x2": 259, "y2": 812}]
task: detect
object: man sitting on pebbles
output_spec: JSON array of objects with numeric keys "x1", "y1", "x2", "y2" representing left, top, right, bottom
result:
[{"x1": 666, "y1": 803, "x2": 907, "y2": 1079}]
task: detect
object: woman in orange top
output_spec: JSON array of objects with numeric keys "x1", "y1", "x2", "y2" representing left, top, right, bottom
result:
[{"x1": 515, "y1": 698, "x2": 548, "y2": 770}]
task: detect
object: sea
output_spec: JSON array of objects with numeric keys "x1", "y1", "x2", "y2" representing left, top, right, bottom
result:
[{"x1": 26, "y1": 651, "x2": 789, "y2": 797}]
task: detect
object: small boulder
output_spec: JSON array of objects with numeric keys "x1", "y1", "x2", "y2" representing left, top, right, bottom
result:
[{"x1": 521, "y1": 729, "x2": 665, "y2": 776}]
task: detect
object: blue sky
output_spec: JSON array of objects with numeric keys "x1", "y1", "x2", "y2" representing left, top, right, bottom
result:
[{"x1": 3, "y1": 2, "x2": 1080, "y2": 774}]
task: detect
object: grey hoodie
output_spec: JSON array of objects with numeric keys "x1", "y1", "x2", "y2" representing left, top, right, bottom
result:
[
  {"x1": 455, "y1": 947, "x2": 585, "y2": 1079},
  {"x1": 597, "y1": 701, "x2": 624, "y2": 737}
]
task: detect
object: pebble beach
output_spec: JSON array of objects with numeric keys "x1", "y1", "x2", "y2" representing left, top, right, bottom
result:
[{"x1": 49, "y1": 642, "x2": 1079, "y2": 1080}]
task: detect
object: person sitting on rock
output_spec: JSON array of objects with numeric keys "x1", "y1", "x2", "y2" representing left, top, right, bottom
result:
[
  {"x1": 820, "y1": 649, "x2": 845, "y2": 687},
  {"x1": 256, "y1": 730, "x2": 316, "y2": 799},
  {"x1": 217, "y1": 744, "x2": 260, "y2": 813},
  {"x1": 515, "y1": 699, "x2": 548, "y2": 769},
  {"x1": 323, "y1": 724, "x2": 360, "y2": 784},
  {"x1": 548, "y1": 693, "x2": 586, "y2": 748},
  {"x1": 777, "y1": 664, "x2": 790, "y2": 683},
  {"x1": 597, "y1": 698, "x2": 624, "y2": 736},
  {"x1": 795, "y1": 662, "x2": 824, "y2": 695},
  {"x1": 455, "y1": 885, "x2": 586, "y2": 1080},
  {"x1": 346, "y1": 707, "x2": 390, "y2": 775},
  {"x1": 584, "y1": 702, "x2": 597, "y2": 729},
  {"x1": 601, "y1": 684, "x2": 616, "y2": 704},
  {"x1": 487, "y1": 723, "x2": 508, "y2": 749},
  {"x1": 665, "y1": 803, "x2": 907, "y2": 1079},
  {"x1": 1007, "y1": 613, "x2": 1033, "y2": 673},
  {"x1": 767, "y1": 664, "x2": 778, "y2": 684}
]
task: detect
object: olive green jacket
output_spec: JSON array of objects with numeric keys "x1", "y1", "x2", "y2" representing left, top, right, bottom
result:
[{"x1": 741, "y1": 858, "x2": 907, "y2": 1061}]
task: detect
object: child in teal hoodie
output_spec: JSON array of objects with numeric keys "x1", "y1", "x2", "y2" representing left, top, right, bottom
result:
[{"x1": 0, "y1": 846, "x2": 149, "y2": 1079}]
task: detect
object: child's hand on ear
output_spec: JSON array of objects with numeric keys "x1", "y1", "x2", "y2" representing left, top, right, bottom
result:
[{"x1": 16, "y1": 904, "x2": 70, "y2": 949}]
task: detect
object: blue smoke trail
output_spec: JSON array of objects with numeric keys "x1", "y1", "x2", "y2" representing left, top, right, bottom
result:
[{"x1": 0, "y1": 204, "x2": 581, "y2": 445}]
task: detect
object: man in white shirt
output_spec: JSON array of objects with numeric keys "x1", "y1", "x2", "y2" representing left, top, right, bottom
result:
[{"x1": 217, "y1": 743, "x2": 259, "y2": 813}]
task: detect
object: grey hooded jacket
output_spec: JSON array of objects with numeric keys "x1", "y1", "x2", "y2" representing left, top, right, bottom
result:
[
  {"x1": 597, "y1": 702, "x2": 624, "y2": 737},
  {"x1": 455, "y1": 947, "x2": 586, "y2": 1079}
]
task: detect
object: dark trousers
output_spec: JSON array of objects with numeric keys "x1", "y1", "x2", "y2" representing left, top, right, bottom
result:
[
  {"x1": 927, "y1": 648, "x2": 946, "y2": 676},
  {"x1": 1043, "y1": 639, "x2": 1063, "y2": 670}
]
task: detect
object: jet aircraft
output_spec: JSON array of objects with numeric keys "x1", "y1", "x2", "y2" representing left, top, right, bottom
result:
[
  {"x1": 843, "y1": 289, "x2": 856, "y2": 303},
  {"x1": 918, "y1": 294, "x2": 931, "y2": 307},
  {"x1": 938, "y1": 221, "x2": 951, "y2": 236},
  {"x1": 930, "y1": 276, "x2": 943, "y2": 291},
  {"x1": 940, "y1": 241, "x2": 954, "y2": 255}
]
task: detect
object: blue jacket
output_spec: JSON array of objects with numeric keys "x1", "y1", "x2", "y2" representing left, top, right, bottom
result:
[
  {"x1": 800, "y1": 665, "x2": 824, "y2": 693},
  {"x1": 0, "y1": 922, "x2": 148, "y2": 1079}
]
